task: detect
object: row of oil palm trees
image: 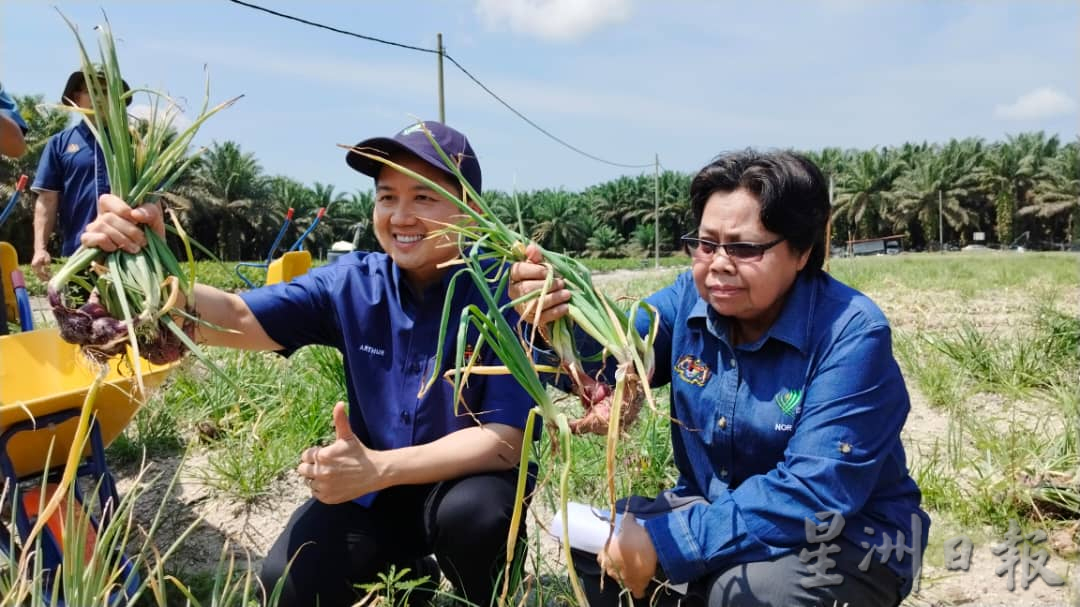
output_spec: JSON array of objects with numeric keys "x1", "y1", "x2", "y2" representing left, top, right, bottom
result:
[
  {"x1": 812, "y1": 133, "x2": 1078, "y2": 251},
  {"x1": 1, "y1": 94, "x2": 1076, "y2": 261},
  {"x1": 477, "y1": 134, "x2": 1076, "y2": 255},
  {"x1": 124, "y1": 132, "x2": 1080, "y2": 256}
]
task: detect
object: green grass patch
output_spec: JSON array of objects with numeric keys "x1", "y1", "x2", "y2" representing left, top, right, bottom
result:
[{"x1": 827, "y1": 251, "x2": 1077, "y2": 296}]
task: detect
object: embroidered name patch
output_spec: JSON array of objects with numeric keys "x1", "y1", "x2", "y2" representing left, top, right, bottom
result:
[
  {"x1": 66, "y1": 143, "x2": 81, "y2": 154},
  {"x1": 675, "y1": 355, "x2": 710, "y2": 386},
  {"x1": 357, "y1": 343, "x2": 385, "y2": 357}
]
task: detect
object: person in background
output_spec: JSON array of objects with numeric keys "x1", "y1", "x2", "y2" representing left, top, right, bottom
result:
[
  {"x1": 0, "y1": 80, "x2": 28, "y2": 158},
  {"x1": 81, "y1": 121, "x2": 535, "y2": 607},
  {"x1": 30, "y1": 69, "x2": 130, "y2": 280},
  {"x1": 511, "y1": 149, "x2": 929, "y2": 606}
]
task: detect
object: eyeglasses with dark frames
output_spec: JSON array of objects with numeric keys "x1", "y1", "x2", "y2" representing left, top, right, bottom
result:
[{"x1": 680, "y1": 232, "x2": 785, "y2": 262}]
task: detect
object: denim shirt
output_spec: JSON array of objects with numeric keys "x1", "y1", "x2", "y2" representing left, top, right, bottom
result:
[{"x1": 636, "y1": 270, "x2": 929, "y2": 593}]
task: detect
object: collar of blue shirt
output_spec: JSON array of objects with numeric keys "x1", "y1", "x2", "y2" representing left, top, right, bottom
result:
[{"x1": 687, "y1": 272, "x2": 817, "y2": 355}]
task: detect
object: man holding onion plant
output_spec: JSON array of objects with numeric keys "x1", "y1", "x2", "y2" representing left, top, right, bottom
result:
[
  {"x1": 511, "y1": 151, "x2": 929, "y2": 607},
  {"x1": 31, "y1": 69, "x2": 132, "y2": 281},
  {"x1": 83, "y1": 122, "x2": 534, "y2": 607}
]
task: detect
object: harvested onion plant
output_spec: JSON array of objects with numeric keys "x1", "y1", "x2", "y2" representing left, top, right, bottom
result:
[
  {"x1": 20, "y1": 12, "x2": 237, "y2": 581},
  {"x1": 345, "y1": 128, "x2": 659, "y2": 605},
  {"x1": 47, "y1": 12, "x2": 240, "y2": 382}
]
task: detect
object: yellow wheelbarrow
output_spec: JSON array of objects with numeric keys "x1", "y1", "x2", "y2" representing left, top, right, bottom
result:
[
  {"x1": 1, "y1": 175, "x2": 33, "y2": 334},
  {"x1": 0, "y1": 328, "x2": 174, "y2": 603},
  {"x1": 235, "y1": 206, "x2": 323, "y2": 288}
]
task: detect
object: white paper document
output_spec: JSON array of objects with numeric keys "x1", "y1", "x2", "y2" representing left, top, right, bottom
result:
[
  {"x1": 547, "y1": 501, "x2": 624, "y2": 554},
  {"x1": 547, "y1": 501, "x2": 689, "y2": 595}
]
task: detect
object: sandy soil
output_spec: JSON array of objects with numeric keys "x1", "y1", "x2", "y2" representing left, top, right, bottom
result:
[{"x1": 103, "y1": 267, "x2": 1078, "y2": 606}]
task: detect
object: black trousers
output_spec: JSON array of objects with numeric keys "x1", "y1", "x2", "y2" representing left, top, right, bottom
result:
[
  {"x1": 259, "y1": 469, "x2": 526, "y2": 607},
  {"x1": 574, "y1": 542, "x2": 902, "y2": 607},
  {"x1": 572, "y1": 493, "x2": 903, "y2": 607}
]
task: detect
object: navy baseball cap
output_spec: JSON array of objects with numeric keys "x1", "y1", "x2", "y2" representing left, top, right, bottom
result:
[
  {"x1": 346, "y1": 121, "x2": 482, "y2": 194},
  {"x1": 62, "y1": 69, "x2": 132, "y2": 107}
]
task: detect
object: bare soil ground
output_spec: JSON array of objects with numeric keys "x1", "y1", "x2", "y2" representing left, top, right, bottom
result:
[{"x1": 110, "y1": 267, "x2": 1079, "y2": 606}]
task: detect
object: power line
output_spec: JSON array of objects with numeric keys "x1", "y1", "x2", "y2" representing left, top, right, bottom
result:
[
  {"x1": 228, "y1": 0, "x2": 435, "y2": 54},
  {"x1": 227, "y1": 0, "x2": 654, "y2": 170},
  {"x1": 442, "y1": 55, "x2": 651, "y2": 169}
]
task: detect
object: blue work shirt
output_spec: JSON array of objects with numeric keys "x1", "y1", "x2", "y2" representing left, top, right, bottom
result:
[
  {"x1": 631, "y1": 270, "x2": 929, "y2": 594},
  {"x1": 31, "y1": 121, "x2": 109, "y2": 256},
  {"x1": 0, "y1": 82, "x2": 28, "y2": 134},
  {"x1": 241, "y1": 251, "x2": 535, "y2": 506}
]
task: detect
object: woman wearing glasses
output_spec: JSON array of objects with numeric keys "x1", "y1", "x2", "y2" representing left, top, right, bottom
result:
[{"x1": 511, "y1": 150, "x2": 928, "y2": 606}]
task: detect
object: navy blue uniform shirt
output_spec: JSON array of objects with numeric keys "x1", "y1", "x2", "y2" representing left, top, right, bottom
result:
[
  {"x1": 241, "y1": 252, "x2": 535, "y2": 506},
  {"x1": 31, "y1": 121, "x2": 110, "y2": 256},
  {"x1": 633, "y1": 270, "x2": 929, "y2": 594}
]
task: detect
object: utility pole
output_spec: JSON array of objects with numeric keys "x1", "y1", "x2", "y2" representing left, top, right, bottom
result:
[
  {"x1": 938, "y1": 189, "x2": 944, "y2": 252},
  {"x1": 436, "y1": 33, "x2": 445, "y2": 123},
  {"x1": 654, "y1": 153, "x2": 660, "y2": 269}
]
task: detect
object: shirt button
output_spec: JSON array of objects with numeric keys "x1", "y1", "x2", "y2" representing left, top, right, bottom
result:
[
  {"x1": 401, "y1": 411, "x2": 411, "y2": 424},
  {"x1": 717, "y1": 416, "x2": 727, "y2": 429},
  {"x1": 729, "y1": 358, "x2": 736, "y2": 368},
  {"x1": 720, "y1": 468, "x2": 728, "y2": 478}
]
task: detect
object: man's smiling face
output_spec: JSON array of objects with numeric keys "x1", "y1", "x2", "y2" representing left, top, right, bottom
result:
[{"x1": 373, "y1": 153, "x2": 466, "y2": 291}]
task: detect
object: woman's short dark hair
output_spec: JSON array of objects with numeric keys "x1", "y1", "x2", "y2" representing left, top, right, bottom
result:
[{"x1": 689, "y1": 149, "x2": 830, "y2": 273}]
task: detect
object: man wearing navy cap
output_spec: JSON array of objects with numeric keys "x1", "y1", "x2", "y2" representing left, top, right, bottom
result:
[
  {"x1": 30, "y1": 69, "x2": 131, "y2": 280},
  {"x1": 83, "y1": 121, "x2": 533, "y2": 607}
]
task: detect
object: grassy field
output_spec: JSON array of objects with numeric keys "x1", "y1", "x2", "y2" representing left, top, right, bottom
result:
[{"x1": 3, "y1": 251, "x2": 1078, "y2": 605}]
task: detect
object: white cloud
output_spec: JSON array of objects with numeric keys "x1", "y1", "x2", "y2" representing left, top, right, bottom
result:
[
  {"x1": 994, "y1": 87, "x2": 1077, "y2": 120},
  {"x1": 128, "y1": 101, "x2": 193, "y2": 132},
  {"x1": 474, "y1": 0, "x2": 632, "y2": 41}
]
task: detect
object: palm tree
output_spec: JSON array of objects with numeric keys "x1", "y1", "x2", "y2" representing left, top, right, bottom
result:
[
  {"x1": 584, "y1": 175, "x2": 647, "y2": 237},
  {"x1": 979, "y1": 132, "x2": 1060, "y2": 244},
  {"x1": 833, "y1": 148, "x2": 903, "y2": 240},
  {"x1": 625, "y1": 170, "x2": 690, "y2": 251},
  {"x1": 296, "y1": 182, "x2": 347, "y2": 254},
  {"x1": 173, "y1": 140, "x2": 268, "y2": 260},
  {"x1": 888, "y1": 140, "x2": 983, "y2": 249},
  {"x1": 1022, "y1": 139, "x2": 1079, "y2": 247},
  {"x1": 585, "y1": 224, "x2": 624, "y2": 258},
  {"x1": 530, "y1": 189, "x2": 588, "y2": 253},
  {"x1": 331, "y1": 189, "x2": 376, "y2": 251},
  {"x1": 485, "y1": 189, "x2": 537, "y2": 236},
  {"x1": 804, "y1": 147, "x2": 846, "y2": 182}
]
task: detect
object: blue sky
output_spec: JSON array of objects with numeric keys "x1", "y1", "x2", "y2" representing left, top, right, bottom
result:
[{"x1": 3, "y1": 1, "x2": 1077, "y2": 195}]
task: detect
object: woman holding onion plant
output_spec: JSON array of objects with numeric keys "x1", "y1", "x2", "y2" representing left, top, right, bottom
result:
[
  {"x1": 82, "y1": 122, "x2": 534, "y2": 607},
  {"x1": 511, "y1": 150, "x2": 929, "y2": 607}
]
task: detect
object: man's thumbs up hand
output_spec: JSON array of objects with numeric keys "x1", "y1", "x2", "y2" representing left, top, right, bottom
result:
[
  {"x1": 332, "y1": 401, "x2": 359, "y2": 443},
  {"x1": 297, "y1": 401, "x2": 381, "y2": 504}
]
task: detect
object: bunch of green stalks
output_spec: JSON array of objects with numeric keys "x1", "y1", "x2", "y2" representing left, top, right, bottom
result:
[
  {"x1": 2, "y1": 456, "x2": 285, "y2": 607},
  {"x1": 343, "y1": 125, "x2": 659, "y2": 605},
  {"x1": 46, "y1": 11, "x2": 240, "y2": 390}
]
